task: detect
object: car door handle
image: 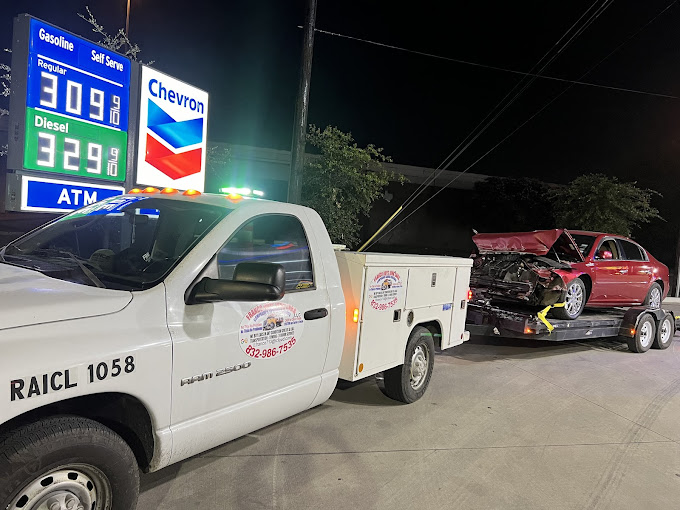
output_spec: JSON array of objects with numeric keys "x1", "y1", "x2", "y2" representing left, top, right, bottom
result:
[{"x1": 304, "y1": 308, "x2": 328, "y2": 320}]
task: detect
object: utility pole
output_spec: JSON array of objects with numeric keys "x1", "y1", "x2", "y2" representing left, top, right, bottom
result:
[{"x1": 287, "y1": 0, "x2": 317, "y2": 204}]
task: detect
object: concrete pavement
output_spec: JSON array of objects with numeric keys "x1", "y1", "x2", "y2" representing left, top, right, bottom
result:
[{"x1": 138, "y1": 334, "x2": 680, "y2": 509}]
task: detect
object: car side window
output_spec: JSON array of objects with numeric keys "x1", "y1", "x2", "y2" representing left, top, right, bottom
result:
[
  {"x1": 595, "y1": 239, "x2": 621, "y2": 260},
  {"x1": 618, "y1": 239, "x2": 646, "y2": 261},
  {"x1": 217, "y1": 214, "x2": 314, "y2": 292}
]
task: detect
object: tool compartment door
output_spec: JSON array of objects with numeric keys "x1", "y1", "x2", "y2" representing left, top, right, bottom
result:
[
  {"x1": 447, "y1": 265, "x2": 471, "y2": 348},
  {"x1": 405, "y1": 266, "x2": 458, "y2": 309},
  {"x1": 357, "y1": 267, "x2": 409, "y2": 376}
]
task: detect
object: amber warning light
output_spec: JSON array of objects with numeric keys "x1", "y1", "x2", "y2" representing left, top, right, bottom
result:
[{"x1": 352, "y1": 309, "x2": 359, "y2": 323}]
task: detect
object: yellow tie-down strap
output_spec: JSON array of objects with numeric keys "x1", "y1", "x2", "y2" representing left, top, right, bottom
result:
[{"x1": 536, "y1": 302, "x2": 566, "y2": 333}]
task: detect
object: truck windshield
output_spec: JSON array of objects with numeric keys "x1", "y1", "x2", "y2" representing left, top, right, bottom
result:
[{"x1": 1, "y1": 196, "x2": 228, "y2": 290}]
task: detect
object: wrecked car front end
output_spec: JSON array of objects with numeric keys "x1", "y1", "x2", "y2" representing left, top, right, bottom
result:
[{"x1": 470, "y1": 229, "x2": 584, "y2": 308}]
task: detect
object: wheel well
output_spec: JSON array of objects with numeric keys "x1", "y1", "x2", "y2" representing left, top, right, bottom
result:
[
  {"x1": 0, "y1": 393, "x2": 154, "y2": 471},
  {"x1": 417, "y1": 320, "x2": 442, "y2": 348},
  {"x1": 579, "y1": 274, "x2": 593, "y2": 301},
  {"x1": 655, "y1": 279, "x2": 664, "y2": 293}
]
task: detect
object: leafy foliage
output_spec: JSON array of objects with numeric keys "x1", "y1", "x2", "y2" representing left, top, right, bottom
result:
[
  {"x1": 472, "y1": 176, "x2": 556, "y2": 232},
  {"x1": 78, "y1": 6, "x2": 153, "y2": 64},
  {"x1": 301, "y1": 125, "x2": 399, "y2": 248},
  {"x1": 551, "y1": 173, "x2": 662, "y2": 237},
  {"x1": 204, "y1": 145, "x2": 231, "y2": 191}
]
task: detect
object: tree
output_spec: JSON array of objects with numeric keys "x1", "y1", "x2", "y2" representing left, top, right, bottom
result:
[
  {"x1": 301, "y1": 125, "x2": 399, "y2": 248},
  {"x1": 472, "y1": 176, "x2": 556, "y2": 233},
  {"x1": 551, "y1": 173, "x2": 662, "y2": 237}
]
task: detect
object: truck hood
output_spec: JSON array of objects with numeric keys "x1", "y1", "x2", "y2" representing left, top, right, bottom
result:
[
  {"x1": 472, "y1": 229, "x2": 584, "y2": 261},
  {"x1": 0, "y1": 263, "x2": 132, "y2": 331}
]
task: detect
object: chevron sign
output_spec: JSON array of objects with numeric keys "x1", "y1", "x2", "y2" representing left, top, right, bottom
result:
[{"x1": 136, "y1": 66, "x2": 209, "y2": 191}]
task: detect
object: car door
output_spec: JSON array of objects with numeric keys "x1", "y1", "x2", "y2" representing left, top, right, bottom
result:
[
  {"x1": 166, "y1": 211, "x2": 331, "y2": 432},
  {"x1": 617, "y1": 238, "x2": 652, "y2": 303},
  {"x1": 589, "y1": 237, "x2": 628, "y2": 303}
]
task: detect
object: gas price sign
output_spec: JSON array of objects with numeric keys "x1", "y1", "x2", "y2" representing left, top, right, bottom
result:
[{"x1": 9, "y1": 17, "x2": 131, "y2": 182}]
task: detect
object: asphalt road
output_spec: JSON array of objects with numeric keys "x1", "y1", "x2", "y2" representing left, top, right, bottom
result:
[{"x1": 138, "y1": 332, "x2": 680, "y2": 510}]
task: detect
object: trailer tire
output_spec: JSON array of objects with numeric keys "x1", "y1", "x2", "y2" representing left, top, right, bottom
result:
[
  {"x1": 0, "y1": 416, "x2": 139, "y2": 510},
  {"x1": 652, "y1": 312, "x2": 674, "y2": 349},
  {"x1": 382, "y1": 326, "x2": 435, "y2": 403},
  {"x1": 626, "y1": 313, "x2": 656, "y2": 353}
]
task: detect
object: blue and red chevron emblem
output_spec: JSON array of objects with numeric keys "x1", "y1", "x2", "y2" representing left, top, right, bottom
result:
[{"x1": 145, "y1": 99, "x2": 203, "y2": 180}]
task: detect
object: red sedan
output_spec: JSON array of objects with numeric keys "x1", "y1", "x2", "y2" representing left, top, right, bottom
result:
[{"x1": 471, "y1": 229, "x2": 669, "y2": 320}]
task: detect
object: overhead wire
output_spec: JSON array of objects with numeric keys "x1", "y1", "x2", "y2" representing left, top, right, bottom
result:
[
  {"x1": 303, "y1": 26, "x2": 676, "y2": 99},
  {"x1": 363, "y1": 0, "x2": 677, "y2": 251},
  {"x1": 382, "y1": 0, "x2": 605, "y2": 214},
  {"x1": 374, "y1": 0, "x2": 614, "y2": 235}
]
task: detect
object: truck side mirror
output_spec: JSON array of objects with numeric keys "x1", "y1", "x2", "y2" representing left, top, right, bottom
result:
[{"x1": 186, "y1": 262, "x2": 285, "y2": 304}]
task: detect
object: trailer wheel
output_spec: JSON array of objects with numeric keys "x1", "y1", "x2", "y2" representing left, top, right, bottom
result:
[
  {"x1": 652, "y1": 312, "x2": 674, "y2": 350},
  {"x1": 382, "y1": 326, "x2": 435, "y2": 403},
  {"x1": 0, "y1": 416, "x2": 139, "y2": 510},
  {"x1": 626, "y1": 313, "x2": 656, "y2": 353}
]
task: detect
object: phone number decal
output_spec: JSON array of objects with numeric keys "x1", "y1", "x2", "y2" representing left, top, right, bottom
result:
[{"x1": 240, "y1": 303, "x2": 304, "y2": 359}]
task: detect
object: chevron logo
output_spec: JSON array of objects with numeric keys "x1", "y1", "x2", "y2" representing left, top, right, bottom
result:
[{"x1": 145, "y1": 99, "x2": 204, "y2": 180}]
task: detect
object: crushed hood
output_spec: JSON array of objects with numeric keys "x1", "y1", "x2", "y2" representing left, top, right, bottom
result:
[
  {"x1": 472, "y1": 229, "x2": 584, "y2": 261},
  {"x1": 0, "y1": 263, "x2": 132, "y2": 331}
]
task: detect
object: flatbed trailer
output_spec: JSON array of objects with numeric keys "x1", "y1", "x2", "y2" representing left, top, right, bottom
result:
[{"x1": 466, "y1": 302, "x2": 677, "y2": 352}]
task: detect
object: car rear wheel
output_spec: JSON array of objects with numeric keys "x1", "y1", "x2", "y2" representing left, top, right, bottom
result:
[
  {"x1": 552, "y1": 278, "x2": 586, "y2": 320},
  {"x1": 626, "y1": 313, "x2": 656, "y2": 353},
  {"x1": 643, "y1": 282, "x2": 662, "y2": 309}
]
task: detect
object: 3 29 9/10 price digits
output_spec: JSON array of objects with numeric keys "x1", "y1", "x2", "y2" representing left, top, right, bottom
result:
[{"x1": 36, "y1": 132, "x2": 120, "y2": 177}]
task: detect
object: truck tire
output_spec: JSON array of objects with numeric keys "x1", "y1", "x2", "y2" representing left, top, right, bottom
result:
[
  {"x1": 552, "y1": 278, "x2": 586, "y2": 320},
  {"x1": 382, "y1": 326, "x2": 435, "y2": 403},
  {"x1": 643, "y1": 282, "x2": 662, "y2": 309},
  {"x1": 626, "y1": 313, "x2": 656, "y2": 353},
  {"x1": 652, "y1": 312, "x2": 674, "y2": 349},
  {"x1": 0, "y1": 416, "x2": 139, "y2": 510}
]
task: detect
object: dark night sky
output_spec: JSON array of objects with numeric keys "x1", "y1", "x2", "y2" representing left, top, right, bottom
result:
[
  {"x1": 2, "y1": 0, "x2": 680, "y2": 268},
  {"x1": 2, "y1": 1, "x2": 680, "y2": 187}
]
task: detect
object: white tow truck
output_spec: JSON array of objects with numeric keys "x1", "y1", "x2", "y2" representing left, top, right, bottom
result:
[{"x1": 0, "y1": 191, "x2": 471, "y2": 509}]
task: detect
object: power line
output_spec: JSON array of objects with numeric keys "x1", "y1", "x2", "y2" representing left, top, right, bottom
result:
[
  {"x1": 363, "y1": 0, "x2": 615, "y2": 250},
  {"x1": 304, "y1": 26, "x2": 676, "y2": 100},
  {"x1": 383, "y1": 0, "x2": 614, "y2": 233},
  {"x1": 364, "y1": 0, "x2": 678, "y2": 250}
]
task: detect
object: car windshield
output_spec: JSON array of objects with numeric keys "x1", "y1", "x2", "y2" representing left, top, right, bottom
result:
[
  {"x1": 1, "y1": 196, "x2": 228, "y2": 291},
  {"x1": 571, "y1": 234, "x2": 597, "y2": 258}
]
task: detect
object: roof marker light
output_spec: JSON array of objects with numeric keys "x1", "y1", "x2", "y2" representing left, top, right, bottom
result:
[
  {"x1": 161, "y1": 187, "x2": 178, "y2": 194},
  {"x1": 183, "y1": 189, "x2": 201, "y2": 196},
  {"x1": 128, "y1": 188, "x2": 142, "y2": 194},
  {"x1": 226, "y1": 193, "x2": 243, "y2": 203},
  {"x1": 143, "y1": 187, "x2": 159, "y2": 194}
]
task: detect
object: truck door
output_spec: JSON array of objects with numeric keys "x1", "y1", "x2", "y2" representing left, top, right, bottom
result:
[{"x1": 166, "y1": 212, "x2": 331, "y2": 428}]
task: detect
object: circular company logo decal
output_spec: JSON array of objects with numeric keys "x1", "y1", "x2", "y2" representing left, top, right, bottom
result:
[
  {"x1": 240, "y1": 303, "x2": 304, "y2": 359},
  {"x1": 368, "y1": 270, "x2": 404, "y2": 311}
]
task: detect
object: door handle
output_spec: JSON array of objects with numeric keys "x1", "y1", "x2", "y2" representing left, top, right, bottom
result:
[{"x1": 304, "y1": 308, "x2": 328, "y2": 320}]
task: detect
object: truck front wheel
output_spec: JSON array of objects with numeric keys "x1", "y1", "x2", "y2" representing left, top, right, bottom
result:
[
  {"x1": 0, "y1": 416, "x2": 139, "y2": 510},
  {"x1": 382, "y1": 325, "x2": 435, "y2": 403}
]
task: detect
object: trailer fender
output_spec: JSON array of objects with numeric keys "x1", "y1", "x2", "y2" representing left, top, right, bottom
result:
[{"x1": 619, "y1": 306, "x2": 666, "y2": 338}]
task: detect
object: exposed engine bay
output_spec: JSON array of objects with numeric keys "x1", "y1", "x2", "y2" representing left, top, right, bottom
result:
[
  {"x1": 471, "y1": 253, "x2": 571, "y2": 306},
  {"x1": 470, "y1": 229, "x2": 585, "y2": 308}
]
